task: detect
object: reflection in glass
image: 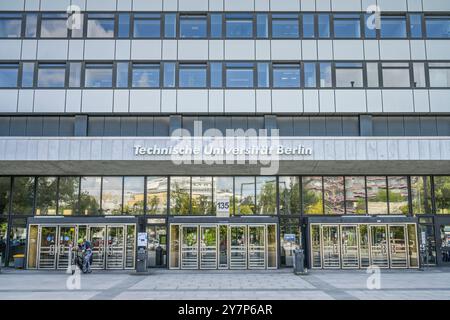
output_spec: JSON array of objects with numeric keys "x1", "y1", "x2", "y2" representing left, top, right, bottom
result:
[
  {"x1": 191, "y1": 177, "x2": 213, "y2": 215},
  {"x1": 0, "y1": 64, "x2": 19, "y2": 88},
  {"x1": 429, "y1": 63, "x2": 450, "y2": 88},
  {"x1": 434, "y1": 176, "x2": 450, "y2": 214},
  {"x1": 147, "y1": 224, "x2": 167, "y2": 267},
  {"x1": 170, "y1": 177, "x2": 190, "y2": 215},
  {"x1": 411, "y1": 176, "x2": 432, "y2": 214},
  {"x1": 85, "y1": 64, "x2": 113, "y2": 88},
  {"x1": 0, "y1": 177, "x2": 10, "y2": 215},
  {"x1": 40, "y1": 14, "x2": 68, "y2": 38},
  {"x1": 319, "y1": 63, "x2": 332, "y2": 87},
  {"x1": 272, "y1": 14, "x2": 299, "y2": 38},
  {"x1": 101, "y1": 177, "x2": 123, "y2": 215},
  {"x1": 180, "y1": 15, "x2": 207, "y2": 38},
  {"x1": 133, "y1": 14, "x2": 160, "y2": 38},
  {"x1": 407, "y1": 224, "x2": 419, "y2": 267},
  {"x1": 213, "y1": 177, "x2": 233, "y2": 216},
  {"x1": 35, "y1": 177, "x2": 57, "y2": 215},
  {"x1": 279, "y1": 176, "x2": 300, "y2": 215},
  {"x1": 8, "y1": 219, "x2": 27, "y2": 265},
  {"x1": 273, "y1": 64, "x2": 301, "y2": 88},
  {"x1": 235, "y1": 177, "x2": 255, "y2": 215},
  {"x1": 387, "y1": 176, "x2": 409, "y2": 214},
  {"x1": 335, "y1": 63, "x2": 363, "y2": 88},
  {"x1": 69, "y1": 62, "x2": 82, "y2": 88},
  {"x1": 382, "y1": 63, "x2": 411, "y2": 87},
  {"x1": 380, "y1": 16, "x2": 407, "y2": 38},
  {"x1": 345, "y1": 176, "x2": 366, "y2": 214},
  {"x1": 302, "y1": 14, "x2": 315, "y2": 38},
  {"x1": 123, "y1": 177, "x2": 144, "y2": 215},
  {"x1": 367, "y1": 176, "x2": 388, "y2": 214},
  {"x1": 79, "y1": 177, "x2": 101, "y2": 215},
  {"x1": 87, "y1": 14, "x2": 115, "y2": 38},
  {"x1": 334, "y1": 14, "x2": 361, "y2": 38},
  {"x1": 226, "y1": 63, "x2": 254, "y2": 88},
  {"x1": 226, "y1": 14, "x2": 253, "y2": 38},
  {"x1": 0, "y1": 14, "x2": 22, "y2": 38},
  {"x1": 0, "y1": 219, "x2": 7, "y2": 266},
  {"x1": 169, "y1": 225, "x2": 180, "y2": 268},
  {"x1": 132, "y1": 63, "x2": 160, "y2": 88},
  {"x1": 440, "y1": 225, "x2": 450, "y2": 262},
  {"x1": 311, "y1": 224, "x2": 322, "y2": 268},
  {"x1": 425, "y1": 16, "x2": 450, "y2": 38},
  {"x1": 256, "y1": 177, "x2": 276, "y2": 215},
  {"x1": 302, "y1": 177, "x2": 323, "y2": 214},
  {"x1": 58, "y1": 177, "x2": 79, "y2": 216},
  {"x1": 323, "y1": 176, "x2": 345, "y2": 214},
  {"x1": 179, "y1": 64, "x2": 207, "y2": 88},
  {"x1": 21, "y1": 62, "x2": 34, "y2": 88},
  {"x1": 147, "y1": 177, "x2": 167, "y2": 215},
  {"x1": 11, "y1": 177, "x2": 34, "y2": 215},
  {"x1": 37, "y1": 64, "x2": 66, "y2": 88},
  {"x1": 280, "y1": 218, "x2": 300, "y2": 267}
]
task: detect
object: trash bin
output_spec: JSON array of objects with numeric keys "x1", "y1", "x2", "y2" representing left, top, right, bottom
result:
[
  {"x1": 293, "y1": 249, "x2": 307, "y2": 275},
  {"x1": 155, "y1": 246, "x2": 163, "y2": 266},
  {"x1": 13, "y1": 254, "x2": 25, "y2": 269}
]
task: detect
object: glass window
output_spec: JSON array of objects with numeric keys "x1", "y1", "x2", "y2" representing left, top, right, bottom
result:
[
  {"x1": 58, "y1": 177, "x2": 79, "y2": 216},
  {"x1": 163, "y1": 62, "x2": 176, "y2": 88},
  {"x1": 226, "y1": 63, "x2": 254, "y2": 88},
  {"x1": 211, "y1": 14, "x2": 222, "y2": 38},
  {"x1": 364, "y1": 13, "x2": 377, "y2": 38},
  {"x1": 272, "y1": 14, "x2": 299, "y2": 38},
  {"x1": 0, "y1": 13, "x2": 22, "y2": 38},
  {"x1": 147, "y1": 177, "x2": 168, "y2": 215},
  {"x1": 425, "y1": 16, "x2": 450, "y2": 38},
  {"x1": 410, "y1": 14, "x2": 423, "y2": 38},
  {"x1": 37, "y1": 64, "x2": 66, "y2": 88},
  {"x1": 318, "y1": 14, "x2": 330, "y2": 38},
  {"x1": 164, "y1": 14, "x2": 177, "y2": 38},
  {"x1": 11, "y1": 177, "x2": 35, "y2": 215},
  {"x1": 387, "y1": 176, "x2": 409, "y2": 214},
  {"x1": 41, "y1": 13, "x2": 68, "y2": 38},
  {"x1": 367, "y1": 176, "x2": 388, "y2": 214},
  {"x1": 257, "y1": 63, "x2": 269, "y2": 88},
  {"x1": 180, "y1": 15, "x2": 207, "y2": 38},
  {"x1": 132, "y1": 63, "x2": 160, "y2": 88},
  {"x1": 133, "y1": 14, "x2": 160, "y2": 38},
  {"x1": 319, "y1": 63, "x2": 332, "y2": 88},
  {"x1": 345, "y1": 176, "x2": 366, "y2": 214},
  {"x1": 410, "y1": 177, "x2": 432, "y2": 214},
  {"x1": 22, "y1": 62, "x2": 35, "y2": 88},
  {"x1": 382, "y1": 63, "x2": 411, "y2": 87},
  {"x1": 69, "y1": 62, "x2": 82, "y2": 88},
  {"x1": 101, "y1": 177, "x2": 123, "y2": 215},
  {"x1": 118, "y1": 13, "x2": 130, "y2": 38},
  {"x1": 413, "y1": 62, "x2": 426, "y2": 88},
  {"x1": 323, "y1": 176, "x2": 345, "y2": 214},
  {"x1": 256, "y1": 177, "x2": 276, "y2": 215},
  {"x1": 8, "y1": 218, "x2": 26, "y2": 265},
  {"x1": 335, "y1": 63, "x2": 363, "y2": 88},
  {"x1": 210, "y1": 62, "x2": 223, "y2": 88},
  {"x1": 69, "y1": 12, "x2": 83, "y2": 38},
  {"x1": 0, "y1": 177, "x2": 10, "y2": 215},
  {"x1": 334, "y1": 14, "x2": 361, "y2": 38},
  {"x1": 25, "y1": 13, "x2": 38, "y2": 38},
  {"x1": 304, "y1": 63, "x2": 317, "y2": 88},
  {"x1": 191, "y1": 177, "x2": 213, "y2": 215},
  {"x1": 366, "y1": 62, "x2": 379, "y2": 87},
  {"x1": 170, "y1": 177, "x2": 190, "y2": 215},
  {"x1": 87, "y1": 14, "x2": 115, "y2": 38},
  {"x1": 235, "y1": 177, "x2": 255, "y2": 215},
  {"x1": 279, "y1": 176, "x2": 300, "y2": 215},
  {"x1": 123, "y1": 177, "x2": 144, "y2": 215},
  {"x1": 79, "y1": 177, "x2": 101, "y2": 215},
  {"x1": 429, "y1": 63, "x2": 450, "y2": 88},
  {"x1": 380, "y1": 16, "x2": 407, "y2": 38},
  {"x1": 0, "y1": 64, "x2": 19, "y2": 88},
  {"x1": 435, "y1": 176, "x2": 450, "y2": 214},
  {"x1": 302, "y1": 177, "x2": 323, "y2": 214},
  {"x1": 225, "y1": 14, "x2": 253, "y2": 38},
  {"x1": 302, "y1": 14, "x2": 315, "y2": 38},
  {"x1": 179, "y1": 64, "x2": 207, "y2": 88},
  {"x1": 256, "y1": 14, "x2": 268, "y2": 38},
  {"x1": 35, "y1": 177, "x2": 57, "y2": 215},
  {"x1": 85, "y1": 64, "x2": 113, "y2": 88},
  {"x1": 116, "y1": 62, "x2": 129, "y2": 88},
  {"x1": 273, "y1": 64, "x2": 301, "y2": 88},
  {"x1": 213, "y1": 177, "x2": 233, "y2": 216}
]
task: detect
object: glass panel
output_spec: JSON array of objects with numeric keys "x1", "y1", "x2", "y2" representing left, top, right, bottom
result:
[
  {"x1": 213, "y1": 177, "x2": 233, "y2": 216},
  {"x1": 69, "y1": 62, "x2": 82, "y2": 88},
  {"x1": 21, "y1": 63, "x2": 35, "y2": 88},
  {"x1": 279, "y1": 176, "x2": 300, "y2": 215},
  {"x1": 118, "y1": 13, "x2": 130, "y2": 38},
  {"x1": 411, "y1": 176, "x2": 432, "y2": 214},
  {"x1": 191, "y1": 177, "x2": 213, "y2": 215},
  {"x1": 387, "y1": 176, "x2": 409, "y2": 214},
  {"x1": 318, "y1": 14, "x2": 330, "y2": 38},
  {"x1": 380, "y1": 16, "x2": 407, "y2": 38},
  {"x1": 200, "y1": 226, "x2": 217, "y2": 269},
  {"x1": 302, "y1": 14, "x2": 315, "y2": 38},
  {"x1": 11, "y1": 177, "x2": 34, "y2": 215},
  {"x1": 57, "y1": 226, "x2": 75, "y2": 269},
  {"x1": 256, "y1": 14, "x2": 268, "y2": 38},
  {"x1": 273, "y1": 64, "x2": 301, "y2": 88},
  {"x1": 272, "y1": 14, "x2": 299, "y2": 38},
  {"x1": 58, "y1": 177, "x2": 79, "y2": 216},
  {"x1": 310, "y1": 224, "x2": 321, "y2": 268},
  {"x1": 0, "y1": 64, "x2": 19, "y2": 88},
  {"x1": 256, "y1": 177, "x2": 276, "y2": 215},
  {"x1": 101, "y1": 177, "x2": 123, "y2": 215},
  {"x1": 147, "y1": 177, "x2": 167, "y2": 215},
  {"x1": 164, "y1": 14, "x2": 177, "y2": 38},
  {"x1": 382, "y1": 64, "x2": 411, "y2": 87},
  {"x1": 319, "y1": 63, "x2": 332, "y2": 87},
  {"x1": 133, "y1": 14, "x2": 161, "y2": 38},
  {"x1": 106, "y1": 226, "x2": 124, "y2": 269},
  {"x1": 345, "y1": 176, "x2": 366, "y2": 214},
  {"x1": 0, "y1": 177, "x2": 10, "y2": 215},
  {"x1": 35, "y1": 177, "x2": 57, "y2": 215},
  {"x1": 429, "y1": 63, "x2": 450, "y2": 88},
  {"x1": 179, "y1": 64, "x2": 207, "y2": 88},
  {"x1": 322, "y1": 225, "x2": 340, "y2": 268},
  {"x1": 88, "y1": 226, "x2": 105, "y2": 269},
  {"x1": 359, "y1": 225, "x2": 370, "y2": 268},
  {"x1": 370, "y1": 225, "x2": 389, "y2": 267},
  {"x1": 435, "y1": 176, "x2": 450, "y2": 214},
  {"x1": 170, "y1": 177, "x2": 191, "y2": 215},
  {"x1": 257, "y1": 63, "x2": 269, "y2": 88},
  {"x1": 302, "y1": 176, "x2": 323, "y2": 214},
  {"x1": 367, "y1": 176, "x2": 388, "y2": 214},
  {"x1": 181, "y1": 226, "x2": 198, "y2": 269},
  {"x1": 413, "y1": 62, "x2": 427, "y2": 88},
  {"x1": 37, "y1": 64, "x2": 66, "y2": 88},
  {"x1": 87, "y1": 15, "x2": 115, "y2": 38},
  {"x1": 163, "y1": 62, "x2": 176, "y2": 88},
  {"x1": 419, "y1": 223, "x2": 436, "y2": 265},
  {"x1": 218, "y1": 225, "x2": 228, "y2": 268},
  {"x1": 410, "y1": 14, "x2": 423, "y2": 38},
  {"x1": 425, "y1": 16, "x2": 450, "y2": 38},
  {"x1": 235, "y1": 177, "x2": 255, "y2": 215},
  {"x1": 147, "y1": 225, "x2": 167, "y2": 267},
  {"x1": 210, "y1": 62, "x2": 223, "y2": 88},
  {"x1": 304, "y1": 63, "x2": 317, "y2": 88},
  {"x1": 364, "y1": 14, "x2": 377, "y2": 38},
  {"x1": 226, "y1": 14, "x2": 253, "y2": 38},
  {"x1": 210, "y1": 14, "x2": 222, "y2": 38},
  {"x1": 388, "y1": 225, "x2": 408, "y2": 267},
  {"x1": 335, "y1": 63, "x2": 363, "y2": 88},
  {"x1": 79, "y1": 177, "x2": 101, "y2": 216},
  {"x1": 169, "y1": 225, "x2": 180, "y2": 268},
  {"x1": 41, "y1": 14, "x2": 68, "y2": 38},
  {"x1": 116, "y1": 62, "x2": 129, "y2": 88},
  {"x1": 123, "y1": 177, "x2": 144, "y2": 215},
  {"x1": 27, "y1": 224, "x2": 38, "y2": 268},
  {"x1": 85, "y1": 64, "x2": 113, "y2": 88},
  {"x1": 248, "y1": 226, "x2": 265, "y2": 269},
  {"x1": 280, "y1": 218, "x2": 300, "y2": 267},
  {"x1": 230, "y1": 226, "x2": 247, "y2": 269},
  {"x1": 125, "y1": 225, "x2": 136, "y2": 268},
  {"x1": 341, "y1": 225, "x2": 359, "y2": 268},
  {"x1": 323, "y1": 176, "x2": 345, "y2": 215},
  {"x1": 440, "y1": 225, "x2": 450, "y2": 263},
  {"x1": 0, "y1": 14, "x2": 22, "y2": 38},
  {"x1": 38, "y1": 226, "x2": 57, "y2": 269},
  {"x1": 226, "y1": 63, "x2": 254, "y2": 88},
  {"x1": 132, "y1": 64, "x2": 160, "y2": 88},
  {"x1": 407, "y1": 224, "x2": 419, "y2": 268},
  {"x1": 334, "y1": 14, "x2": 361, "y2": 38},
  {"x1": 180, "y1": 15, "x2": 207, "y2": 38},
  {"x1": 366, "y1": 63, "x2": 379, "y2": 87}
]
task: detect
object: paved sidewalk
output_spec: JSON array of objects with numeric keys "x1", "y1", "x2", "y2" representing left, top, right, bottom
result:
[{"x1": 0, "y1": 268, "x2": 449, "y2": 300}]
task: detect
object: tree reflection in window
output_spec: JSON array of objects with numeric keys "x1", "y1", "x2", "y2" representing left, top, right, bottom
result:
[
  {"x1": 35, "y1": 177, "x2": 57, "y2": 215},
  {"x1": 170, "y1": 177, "x2": 190, "y2": 215},
  {"x1": 366, "y1": 176, "x2": 388, "y2": 214},
  {"x1": 0, "y1": 177, "x2": 10, "y2": 215},
  {"x1": 58, "y1": 177, "x2": 79, "y2": 216},
  {"x1": 435, "y1": 176, "x2": 450, "y2": 214},
  {"x1": 123, "y1": 177, "x2": 144, "y2": 215},
  {"x1": 191, "y1": 177, "x2": 213, "y2": 215},
  {"x1": 147, "y1": 177, "x2": 168, "y2": 215},
  {"x1": 256, "y1": 177, "x2": 276, "y2": 215},
  {"x1": 345, "y1": 176, "x2": 366, "y2": 214},
  {"x1": 79, "y1": 177, "x2": 101, "y2": 215},
  {"x1": 235, "y1": 177, "x2": 255, "y2": 215},
  {"x1": 279, "y1": 176, "x2": 300, "y2": 215},
  {"x1": 387, "y1": 176, "x2": 409, "y2": 214},
  {"x1": 11, "y1": 177, "x2": 35, "y2": 215},
  {"x1": 324, "y1": 176, "x2": 345, "y2": 214},
  {"x1": 411, "y1": 176, "x2": 432, "y2": 214},
  {"x1": 302, "y1": 177, "x2": 323, "y2": 214}
]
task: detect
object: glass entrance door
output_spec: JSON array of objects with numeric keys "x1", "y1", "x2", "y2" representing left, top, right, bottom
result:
[
  {"x1": 322, "y1": 225, "x2": 340, "y2": 268},
  {"x1": 370, "y1": 225, "x2": 389, "y2": 268},
  {"x1": 341, "y1": 225, "x2": 359, "y2": 268},
  {"x1": 57, "y1": 226, "x2": 75, "y2": 269},
  {"x1": 389, "y1": 225, "x2": 408, "y2": 268},
  {"x1": 230, "y1": 225, "x2": 247, "y2": 269},
  {"x1": 248, "y1": 225, "x2": 266, "y2": 269},
  {"x1": 106, "y1": 226, "x2": 125, "y2": 269},
  {"x1": 200, "y1": 226, "x2": 217, "y2": 269},
  {"x1": 89, "y1": 226, "x2": 106, "y2": 269},
  {"x1": 218, "y1": 225, "x2": 228, "y2": 269},
  {"x1": 38, "y1": 226, "x2": 57, "y2": 269},
  {"x1": 181, "y1": 226, "x2": 198, "y2": 269}
]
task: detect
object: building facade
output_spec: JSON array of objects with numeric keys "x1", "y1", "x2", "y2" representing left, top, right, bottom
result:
[{"x1": 0, "y1": 0, "x2": 450, "y2": 271}]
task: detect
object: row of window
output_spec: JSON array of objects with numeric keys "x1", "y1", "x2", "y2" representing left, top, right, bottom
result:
[
  {"x1": 1, "y1": 12, "x2": 450, "y2": 39},
  {"x1": 0, "y1": 175, "x2": 448, "y2": 216},
  {"x1": 1, "y1": 61, "x2": 449, "y2": 89}
]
